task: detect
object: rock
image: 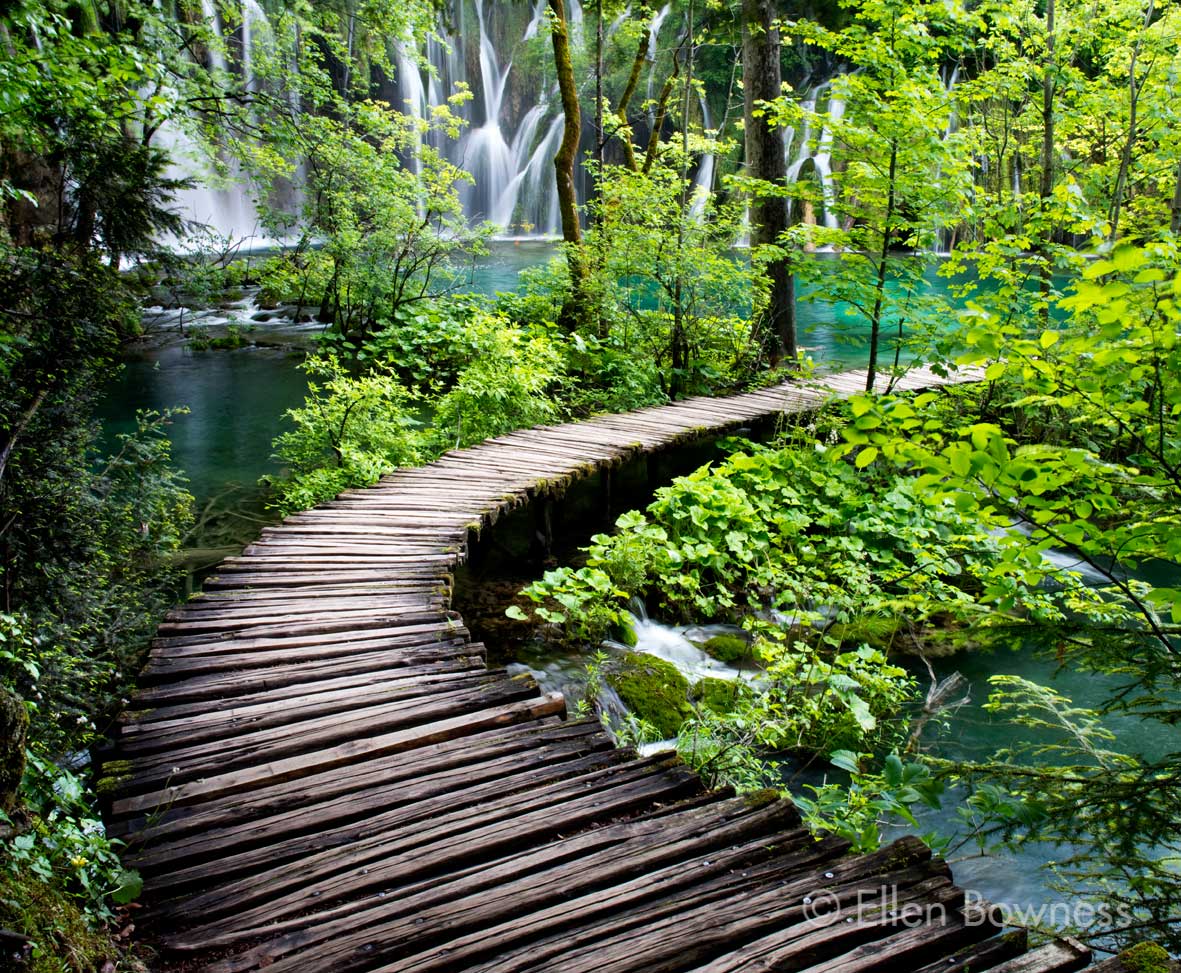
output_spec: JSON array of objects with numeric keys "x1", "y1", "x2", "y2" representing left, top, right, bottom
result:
[
  {"x1": 700, "y1": 634, "x2": 749, "y2": 663},
  {"x1": 605, "y1": 652, "x2": 693, "y2": 738},
  {"x1": 0, "y1": 688, "x2": 28, "y2": 815},
  {"x1": 691, "y1": 676, "x2": 744, "y2": 714}
]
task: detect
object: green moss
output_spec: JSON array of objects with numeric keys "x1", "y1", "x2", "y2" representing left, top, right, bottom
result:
[
  {"x1": 691, "y1": 676, "x2": 743, "y2": 714},
  {"x1": 828, "y1": 615, "x2": 903, "y2": 649},
  {"x1": 613, "y1": 615, "x2": 638, "y2": 647},
  {"x1": 700, "y1": 634, "x2": 749, "y2": 663},
  {"x1": 0, "y1": 873, "x2": 139, "y2": 973},
  {"x1": 0, "y1": 687, "x2": 28, "y2": 813},
  {"x1": 606, "y1": 652, "x2": 693, "y2": 738},
  {"x1": 94, "y1": 775, "x2": 131, "y2": 796},
  {"x1": 1119, "y1": 942, "x2": 1173, "y2": 973},
  {"x1": 742, "y1": 788, "x2": 782, "y2": 809}
]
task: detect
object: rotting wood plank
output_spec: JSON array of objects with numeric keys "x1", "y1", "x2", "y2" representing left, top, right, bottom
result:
[
  {"x1": 109, "y1": 692, "x2": 567, "y2": 818},
  {"x1": 124, "y1": 718, "x2": 600, "y2": 848},
  {"x1": 141, "y1": 746, "x2": 636, "y2": 895},
  {"x1": 203, "y1": 795, "x2": 805, "y2": 973},
  {"x1": 985, "y1": 939, "x2": 1092, "y2": 973},
  {"x1": 114, "y1": 677, "x2": 542, "y2": 789},
  {"x1": 156, "y1": 753, "x2": 702, "y2": 940},
  {"x1": 130, "y1": 725, "x2": 614, "y2": 876}
]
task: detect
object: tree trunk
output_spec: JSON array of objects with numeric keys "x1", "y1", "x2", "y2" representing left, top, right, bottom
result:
[
  {"x1": 1170, "y1": 161, "x2": 1181, "y2": 235},
  {"x1": 548, "y1": 0, "x2": 587, "y2": 328},
  {"x1": 615, "y1": 14, "x2": 653, "y2": 172},
  {"x1": 0, "y1": 687, "x2": 27, "y2": 815},
  {"x1": 643, "y1": 51, "x2": 680, "y2": 174},
  {"x1": 1109, "y1": 0, "x2": 1154, "y2": 241},
  {"x1": 866, "y1": 141, "x2": 898, "y2": 393},
  {"x1": 742, "y1": 0, "x2": 795, "y2": 367}
]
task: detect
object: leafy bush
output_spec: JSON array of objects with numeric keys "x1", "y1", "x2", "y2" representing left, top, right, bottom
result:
[
  {"x1": 431, "y1": 316, "x2": 565, "y2": 450},
  {"x1": 264, "y1": 355, "x2": 425, "y2": 514}
]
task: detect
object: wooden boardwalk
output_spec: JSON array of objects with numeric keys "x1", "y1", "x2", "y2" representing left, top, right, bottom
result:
[{"x1": 101, "y1": 365, "x2": 1094, "y2": 973}]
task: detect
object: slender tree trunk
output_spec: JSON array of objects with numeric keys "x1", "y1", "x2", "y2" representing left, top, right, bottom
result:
[
  {"x1": 615, "y1": 14, "x2": 653, "y2": 172},
  {"x1": 1109, "y1": 0, "x2": 1154, "y2": 241},
  {"x1": 0, "y1": 388, "x2": 47, "y2": 487},
  {"x1": 866, "y1": 141, "x2": 898, "y2": 393},
  {"x1": 670, "y1": 0, "x2": 695, "y2": 399},
  {"x1": 742, "y1": 0, "x2": 795, "y2": 368},
  {"x1": 1170, "y1": 161, "x2": 1181, "y2": 235},
  {"x1": 595, "y1": 2, "x2": 604, "y2": 177},
  {"x1": 1038, "y1": 0, "x2": 1056, "y2": 319},
  {"x1": 548, "y1": 0, "x2": 587, "y2": 328},
  {"x1": 643, "y1": 51, "x2": 680, "y2": 174}
]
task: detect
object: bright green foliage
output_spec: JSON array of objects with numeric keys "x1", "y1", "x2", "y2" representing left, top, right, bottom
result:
[
  {"x1": 795, "y1": 751, "x2": 947, "y2": 853},
  {"x1": 585, "y1": 155, "x2": 759, "y2": 397},
  {"x1": 265, "y1": 356, "x2": 424, "y2": 514},
  {"x1": 252, "y1": 99, "x2": 489, "y2": 342},
  {"x1": 832, "y1": 242, "x2": 1181, "y2": 949},
  {"x1": 515, "y1": 442, "x2": 1062, "y2": 638},
  {"x1": 431, "y1": 316, "x2": 565, "y2": 449}
]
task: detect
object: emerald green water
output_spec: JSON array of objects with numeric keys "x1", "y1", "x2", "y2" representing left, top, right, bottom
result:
[{"x1": 98, "y1": 243, "x2": 970, "y2": 508}]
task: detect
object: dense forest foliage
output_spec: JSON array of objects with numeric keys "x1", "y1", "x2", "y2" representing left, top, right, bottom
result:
[{"x1": 0, "y1": 0, "x2": 1179, "y2": 967}]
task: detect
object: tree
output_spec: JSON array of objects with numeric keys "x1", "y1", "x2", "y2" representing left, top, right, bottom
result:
[
  {"x1": 547, "y1": 0, "x2": 589, "y2": 329},
  {"x1": 839, "y1": 241, "x2": 1181, "y2": 949},
  {"x1": 741, "y1": 0, "x2": 796, "y2": 367},
  {"x1": 774, "y1": 0, "x2": 972, "y2": 388}
]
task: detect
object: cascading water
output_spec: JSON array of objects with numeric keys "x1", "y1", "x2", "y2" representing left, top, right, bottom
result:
[{"x1": 165, "y1": 0, "x2": 951, "y2": 246}]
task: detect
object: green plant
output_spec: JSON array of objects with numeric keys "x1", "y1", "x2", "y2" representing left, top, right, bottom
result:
[
  {"x1": 4, "y1": 754, "x2": 141, "y2": 926},
  {"x1": 795, "y1": 751, "x2": 947, "y2": 853},
  {"x1": 431, "y1": 316, "x2": 565, "y2": 450},
  {"x1": 264, "y1": 355, "x2": 424, "y2": 514}
]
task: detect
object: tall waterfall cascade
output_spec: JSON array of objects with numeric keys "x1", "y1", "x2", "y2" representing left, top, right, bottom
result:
[{"x1": 166, "y1": 1, "x2": 911, "y2": 244}]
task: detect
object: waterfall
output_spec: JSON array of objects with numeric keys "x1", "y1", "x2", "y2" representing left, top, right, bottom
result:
[
  {"x1": 776, "y1": 79, "x2": 845, "y2": 231},
  {"x1": 240, "y1": 0, "x2": 269, "y2": 93},
  {"x1": 199, "y1": 0, "x2": 227, "y2": 73},
  {"x1": 688, "y1": 94, "x2": 715, "y2": 221}
]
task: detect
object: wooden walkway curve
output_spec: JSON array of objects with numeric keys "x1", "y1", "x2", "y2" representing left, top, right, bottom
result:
[{"x1": 101, "y1": 365, "x2": 1095, "y2": 973}]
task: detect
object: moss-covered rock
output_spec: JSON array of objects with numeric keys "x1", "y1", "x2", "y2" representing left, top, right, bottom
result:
[
  {"x1": 0, "y1": 872, "x2": 142, "y2": 973},
  {"x1": 828, "y1": 615, "x2": 903, "y2": 649},
  {"x1": 1119, "y1": 942, "x2": 1175, "y2": 973},
  {"x1": 691, "y1": 677, "x2": 743, "y2": 714},
  {"x1": 700, "y1": 634, "x2": 749, "y2": 663},
  {"x1": 0, "y1": 687, "x2": 28, "y2": 815},
  {"x1": 605, "y1": 652, "x2": 693, "y2": 738}
]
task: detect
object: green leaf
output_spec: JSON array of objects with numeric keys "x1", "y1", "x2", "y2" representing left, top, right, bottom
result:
[
  {"x1": 829, "y1": 750, "x2": 861, "y2": 774},
  {"x1": 855, "y1": 446, "x2": 879, "y2": 468}
]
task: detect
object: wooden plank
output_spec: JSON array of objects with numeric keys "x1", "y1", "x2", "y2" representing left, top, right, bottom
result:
[
  {"x1": 109, "y1": 692, "x2": 567, "y2": 818},
  {"x1": 985, "y1": 939, "x2": 1091, "y2": 973},
  {"x1": 119, "y1": 718, "x2": 597, "y2": 846},
  {"x1": 140, "y1": 746, "x2": 635, "y2": 892},
  {"x1": 129, "y1": 639, "x2": 478, "y2": 708},
  {"x1": 201, "y1": 794, "x2": 804, "y2": 972},
  {"x1": 156, "y1": 753, "x2": 703, "y2": 941},
  {"x1": 114, "y1": 676, "x2": 542, "y2": 789}
]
